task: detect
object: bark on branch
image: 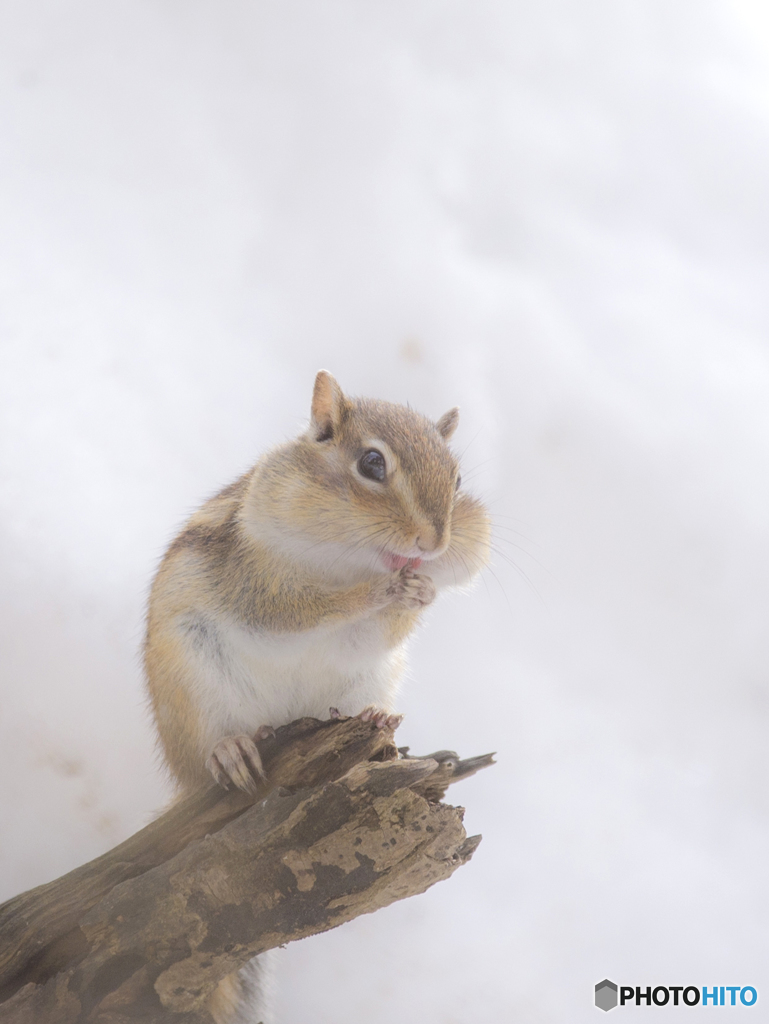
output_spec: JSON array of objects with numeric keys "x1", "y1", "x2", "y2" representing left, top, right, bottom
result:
[{"x1": 0, "y1": 717, "x2": 494, "y2": 1023}]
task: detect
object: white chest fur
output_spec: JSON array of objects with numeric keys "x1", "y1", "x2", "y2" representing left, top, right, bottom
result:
[{"x1": 176, "y1": 609, "x2": 405, "y2": 757}]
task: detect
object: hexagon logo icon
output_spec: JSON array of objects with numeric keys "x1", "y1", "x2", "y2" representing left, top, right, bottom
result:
[{"x1": 595, "y1": 979, "x2": 618, "y2": 1011}]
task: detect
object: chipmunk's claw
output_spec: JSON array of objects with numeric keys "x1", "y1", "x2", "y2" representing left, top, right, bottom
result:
[
  {"x1": 206, "y1": 734, "x2": 267, "y2": 794},
  {"x1": 359, "y1": 706, "x2": 404, "y2": 730}
]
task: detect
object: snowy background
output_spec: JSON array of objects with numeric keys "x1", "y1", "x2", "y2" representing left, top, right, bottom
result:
[{"x1": 2, "y1": 1, "x2": 769, "y2": 1020}]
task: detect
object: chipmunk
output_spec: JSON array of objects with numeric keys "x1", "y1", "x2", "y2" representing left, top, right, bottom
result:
[{"x1": 144, "y1": 371, "x2": 490, "y2": 1024}]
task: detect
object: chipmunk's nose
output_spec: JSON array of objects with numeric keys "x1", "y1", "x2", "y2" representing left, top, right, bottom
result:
[{"x1": 416, "y1": 522, "x2": 447, "y2": 555}]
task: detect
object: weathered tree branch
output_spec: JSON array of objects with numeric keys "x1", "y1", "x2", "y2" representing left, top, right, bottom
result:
[{"x1": 0, "y1": 717, "x2": 494, "y2": 1023}]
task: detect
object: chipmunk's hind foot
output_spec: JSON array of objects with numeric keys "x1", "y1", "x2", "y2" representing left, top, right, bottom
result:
[
  {"x1": 358, "y1": 706, "x2": 404, "y2": 730},
  {"x1": 206, "y1": 734, "x2": 267, "y2": 794}
]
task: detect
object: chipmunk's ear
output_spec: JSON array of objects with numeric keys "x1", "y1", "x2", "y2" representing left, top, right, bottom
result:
[
  {"x1": 436, "y1": 406, "x2": 459, "y2": 440},
  {"x1": 311, "y1": 370, "x2": 348, "y2": 442}
]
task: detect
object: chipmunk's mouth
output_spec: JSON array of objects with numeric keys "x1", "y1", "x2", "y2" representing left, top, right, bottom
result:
[{"x1": 381, "y1": 552, "x2": 423, "y2": 572}]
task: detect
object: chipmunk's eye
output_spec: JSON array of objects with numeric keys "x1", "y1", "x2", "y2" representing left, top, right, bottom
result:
[
  {"x1": 455, "y1": 473, "x2": 462, "y2": 491},
  {"x1": 357, "y1": 449, "x2": 386, "y2": 482}
]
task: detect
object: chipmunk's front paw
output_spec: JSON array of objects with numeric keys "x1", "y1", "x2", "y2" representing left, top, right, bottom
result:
[
  {"x1": 206, "y1": 734, "x2": 266, "y2": 794},
  {"x1": 369, "y1": 566, "x2": 435, "y2": 611},
  {"x1": 359, "y1": 706, "x2": 404, "y2": 729},
  {"x1": 392, "y1": 567, "x2": 436, "y2": 609}
]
